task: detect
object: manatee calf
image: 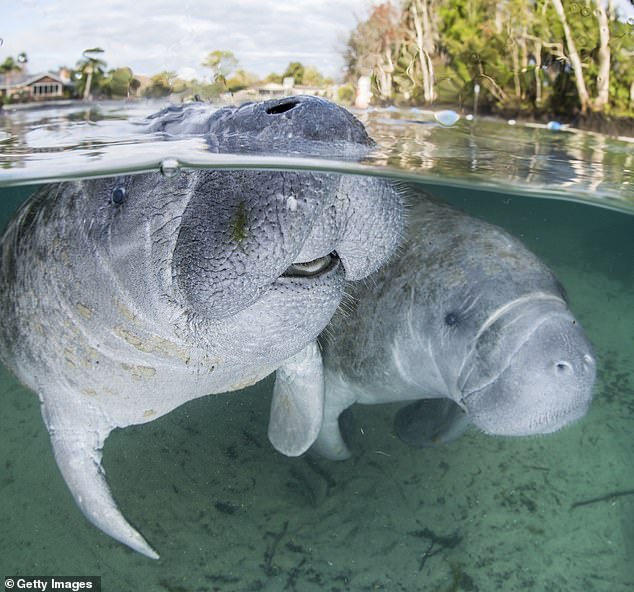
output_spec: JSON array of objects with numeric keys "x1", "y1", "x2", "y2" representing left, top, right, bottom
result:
[
  {"x1": 0, "y1": 96, "x2": 404, "y2": 557},
  {"x1": 307, "y1": 194, "x2": 596, "y2": 460}
]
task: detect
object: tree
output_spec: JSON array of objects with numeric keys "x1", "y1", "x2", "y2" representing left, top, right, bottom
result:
[
  {"x1": 0, "y1": 53, "x2": 27, "y2": 86},
  {"x1": 405, "y1": 0, "x2": 438, "y2": 102},
  {"x1": 108, "y1": 67, "x2": 134, "y2": 98},
  {"x1": 549, "y1": 0, "x2": 590, "y2": 112},
  {"x1": 345, "y1": 3, "x2": 401, "y2": 100},
  {"x1": 438, "y1": 0, "x2": 510, "y2": 108},
  {"x1": 593, "y1": 0, "x2": 610, "y2": 110},
  {"x1": 264, "y1": 72, "x2": 283, "y2": 84},
  {"x1": 341, "y1": 0, "x2": 632, "y2": 116},
  {"x1": 303, "y1": 66, "x2": 329, "y2": 87},
  {"x1": 225, "y1": 69, "x2": 258, "y2": 92},
  {"x1": 77, "y1": 47, "x2": 107, "y2": 100},
  {"x1": 202, "y1": 50, "x2": 239, "y2": 83},
  {"x1": 143, "y1": 71, "x2": 176, "y2": 98},
  {"x1": 283, "y1": 62, "x2": 305, "y2": 85}
]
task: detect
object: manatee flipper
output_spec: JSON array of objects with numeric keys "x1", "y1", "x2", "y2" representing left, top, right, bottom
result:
[
  {"x1": 41, "y1": 389, "x2": 159, "y2": 559},
  {"x1": 394, "y1": 399, "x2": 471, "y2": 448},
  {"x1": 337, "y1": 407, "x2": 356, "y2": 451},
  {"x1": 310, "y1": 372, "x2": 356, "y2": 461},
  {"x1": 268, "y1": 340, "x2": 324, "y2": 457}
]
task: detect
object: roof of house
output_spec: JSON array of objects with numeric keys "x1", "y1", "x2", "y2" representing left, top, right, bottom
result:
[{"x1": 0, "y1": 71, "x2": 67, "y2": 89}]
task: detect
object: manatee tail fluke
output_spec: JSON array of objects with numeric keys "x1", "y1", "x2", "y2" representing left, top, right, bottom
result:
[{"x1": 41, "y1": 397, "x2": 159, "y2": 559}]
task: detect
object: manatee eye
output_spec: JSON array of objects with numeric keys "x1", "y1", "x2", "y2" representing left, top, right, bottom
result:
[
  {"x1": 111, "y1": 186, "x2": 127, "y2": 205},
  {"x1": 555, "y1": 361, "x2": 572, "y2": 374},
  {"x1": 444, "y1": 312, "x2": 458, "y2": 326}
]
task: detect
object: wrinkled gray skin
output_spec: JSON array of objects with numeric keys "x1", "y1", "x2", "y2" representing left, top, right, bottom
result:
[
  {"x1": 311, "y1": 195, "x2": 596, "y2": 460},
  {"x1": 0, "y1": 96, "x2": 404, "y2": 558}
]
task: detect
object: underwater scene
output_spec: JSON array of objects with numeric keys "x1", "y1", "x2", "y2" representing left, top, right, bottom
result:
[{"x1": 0, "y1": 99, "x2": 632, "y2": 592}]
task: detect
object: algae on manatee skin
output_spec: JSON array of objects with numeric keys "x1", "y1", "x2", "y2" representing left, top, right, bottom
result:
[{"x1": 231, "y1": 201, "x2": 248, "y2": 244}]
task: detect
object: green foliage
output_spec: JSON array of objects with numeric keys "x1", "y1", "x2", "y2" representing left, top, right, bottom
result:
[
  {"x1": 337, "y1": 84, "x2": 355, "y2": 104},
  {"x1": 142, "y1": 71, "x2": 192, "y2": 98},
  {"x1": 0, "y1": 53, "x2": 29, "y2": 104},
  {"x1": 74, "y1": 48, "x2": 108, "y2": 99},
  {"x1": 143, "y1": 71, "x2": 176, "y2": 98},
  {"x1": 202, "y1": 50, "x2": 239, "y2": 80},
  {"x1": 264, "y1": 72, "x2": 283, "y2": 84},
  {"x1": 107, "y1": 67, "x2": 134, "y2": 98},
  {"x1": 0, "y1": 56, "x2": 23, "y2": 75},
  {"x1": 343, "y1": 0, "x2": 634, "y2": 116},
  {"x1": 225, "y1": 69, "x2": 259, "y2": 92},
  {"x1": 282, "y1": 62, "x2": 305, "y2": 85},
  {"x1": 303, "y1": 66, "x2": 324, "y2": 86}
]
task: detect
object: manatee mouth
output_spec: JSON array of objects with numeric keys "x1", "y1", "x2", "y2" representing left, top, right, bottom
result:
[
  {"x1": 523, "y1": 402, "x2": 590, "y2": 434},
  {"x1": 281, "y1": 252, "x2": 339, "y2": 278},
  {"x1": 467, "y1": 397, "x2": 590, "y2": 437}
]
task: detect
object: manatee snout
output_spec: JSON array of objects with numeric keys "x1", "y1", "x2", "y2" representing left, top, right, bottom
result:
[{"x1": 463, "y1": 311, "x2": 596, "y2": 436}]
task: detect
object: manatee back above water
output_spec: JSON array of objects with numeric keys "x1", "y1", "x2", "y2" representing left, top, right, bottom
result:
[
  {"x1": 311, "y1": 193, "x2": 596, "y2": 460},
  {"x1": 0, "y1": 96, "x2": 405, "y2": 558}
]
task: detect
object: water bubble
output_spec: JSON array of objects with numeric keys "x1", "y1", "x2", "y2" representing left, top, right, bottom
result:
[
  {"x1": 547, "y1": 121, "x2": 562, "y2": 131},
  {"x1": 434, "y1": 110, "x2": 460, "y2": 127},
  {"x1": 160, "y1": 158, "x2": 181, "y2": 178}
]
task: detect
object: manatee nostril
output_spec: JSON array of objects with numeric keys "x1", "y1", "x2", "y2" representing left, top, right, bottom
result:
[{"x1": 265, "y1": 99, "x2": 300, "y2": 115}]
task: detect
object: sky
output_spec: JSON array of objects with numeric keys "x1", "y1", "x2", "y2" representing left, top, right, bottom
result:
[
  {"x1": 2, "y1": 0, "x2": 633, "y2": 83},
  {"x1": 0, "y1": 0, "x2": 377, "y2": 82}
]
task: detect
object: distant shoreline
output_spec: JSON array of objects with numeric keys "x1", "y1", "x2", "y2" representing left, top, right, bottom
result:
[
  {"x1": 2, "y1": 96, "x2": 633, "y2": 139},
  {"x1": 487, "y1": 106, "x2": 634, "y2": 139}
]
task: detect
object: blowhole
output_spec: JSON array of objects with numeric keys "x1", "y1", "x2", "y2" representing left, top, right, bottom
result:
[{"x1": 266, "y1": 99, "x2": 300, "y2": 115}]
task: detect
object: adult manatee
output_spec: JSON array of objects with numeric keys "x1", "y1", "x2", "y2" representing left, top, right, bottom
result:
[
  {"x1": 0, "y1": 96, "x2": 404, "y2": 558},
  {"x1": 310, "y1": 194, "x2": 596, "y2": 460}
]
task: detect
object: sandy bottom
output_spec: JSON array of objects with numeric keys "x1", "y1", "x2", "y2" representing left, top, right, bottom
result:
[{"x1": 0, "y1": 192, "x2": 632, "y2": 591}]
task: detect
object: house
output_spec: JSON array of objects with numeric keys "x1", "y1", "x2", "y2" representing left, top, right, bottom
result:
[
  {"x1": 250, "y1": 79, "x2": 335, "y2": 100},
  {"x1": 0, "y1": 72, "x2": 68, "y2": 101},
  {"x1": 255, "y1": 82, "x2": 288, "y2": 98}
]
